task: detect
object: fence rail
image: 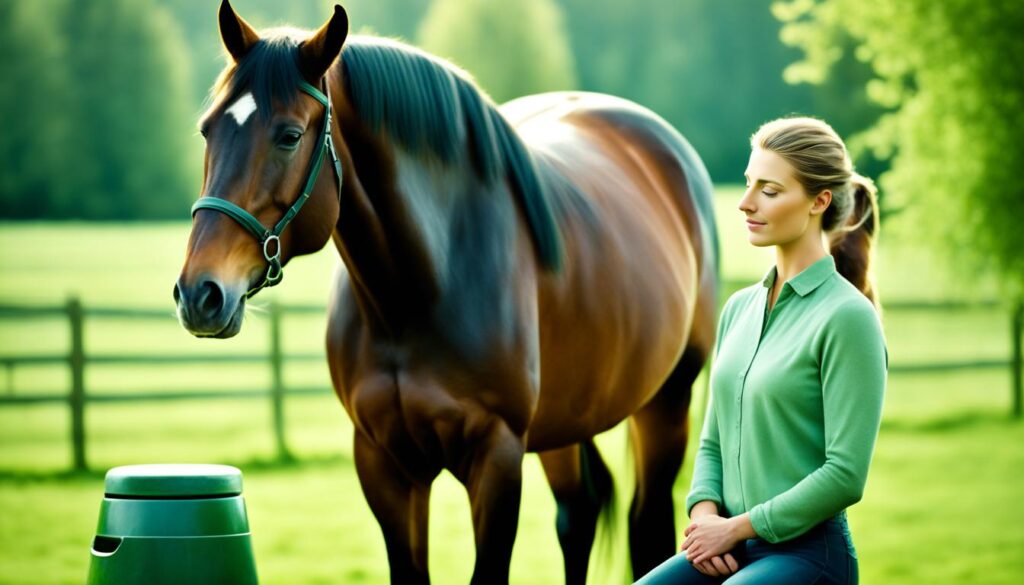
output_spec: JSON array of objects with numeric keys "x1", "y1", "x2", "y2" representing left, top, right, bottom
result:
[
  {"x1": 0, "y1": 299, "x2": 332, "y2": 470},
  {"x1": 1, "y1": 294, "x2": 1021, "y2": 471}
]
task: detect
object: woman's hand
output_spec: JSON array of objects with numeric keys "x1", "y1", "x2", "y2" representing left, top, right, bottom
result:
[
  {"x1": 681, "y1": 513, "x2": 755, "y2": 566},
  {"x1": 692, "y1": 552, "x2": 739, "y2": 577}
]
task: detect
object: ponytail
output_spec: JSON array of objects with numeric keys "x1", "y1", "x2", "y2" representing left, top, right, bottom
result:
[{"x1": 828, "y1": 174, "x2": 880, "y2": 308}]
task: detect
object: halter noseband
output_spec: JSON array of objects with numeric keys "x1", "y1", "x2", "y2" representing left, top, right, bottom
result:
[{"x1": 190, "y1": 80, "x2": 343, "y2": 298}]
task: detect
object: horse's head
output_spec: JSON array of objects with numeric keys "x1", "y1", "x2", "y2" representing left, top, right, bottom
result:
[{"x1": 175, "y1": 1, "x2": 348, "y2": 338}]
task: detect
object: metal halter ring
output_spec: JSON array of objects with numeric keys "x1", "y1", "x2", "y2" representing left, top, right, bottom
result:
[{"x1": 262, "y1": 235, "x2": 281, "y2": 263}]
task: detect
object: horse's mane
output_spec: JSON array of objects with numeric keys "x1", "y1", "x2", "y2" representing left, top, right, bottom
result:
[{"x1": 210, "y1": 32, "x2": 561, "y2": 270}]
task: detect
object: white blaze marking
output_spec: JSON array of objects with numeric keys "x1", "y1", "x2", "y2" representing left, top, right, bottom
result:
[{"x1": 226, "y1": 93, "x2": 257, "y2": 126}]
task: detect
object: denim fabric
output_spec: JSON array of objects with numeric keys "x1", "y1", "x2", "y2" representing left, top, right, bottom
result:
[{"x1": 634, "y1": 516, "x2": 858, "y2": 585}]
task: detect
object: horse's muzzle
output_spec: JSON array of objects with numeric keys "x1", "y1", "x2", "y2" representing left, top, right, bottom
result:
[{"x1": 173, "y1": 275, "x2": 245, "y2": 338}]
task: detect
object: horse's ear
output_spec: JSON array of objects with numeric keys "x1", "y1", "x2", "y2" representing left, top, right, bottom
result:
[
  {"x1": 219, "y1": 0, "x2": 259, "y2": 63},
  {"x1": 299, "y1": 5, "x2": 349, "y2": 81}
]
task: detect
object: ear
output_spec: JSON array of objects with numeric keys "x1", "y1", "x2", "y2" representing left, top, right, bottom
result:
[
  {"x1": 219, "y1": 0, "x2": 259, "y2": 63},
  {"x1": 811, "y1": 190, "x2": 832, "y2": 215},
  {"x1": 299, "y1": 5, "x2": 349, "y2": 81}
]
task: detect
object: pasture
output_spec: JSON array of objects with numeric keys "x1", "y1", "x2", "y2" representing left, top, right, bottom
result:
[{"x1": 0, "y1": 188, "x2": 1021, "y2": 584}]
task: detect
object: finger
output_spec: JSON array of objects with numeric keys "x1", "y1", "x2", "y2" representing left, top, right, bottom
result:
[
  {"x1": 698, "y1": 560, "x2": 721, "y2": 577},
  {"x1": 681, "y1": 535, "x2": 694, "y2": 551},
  {"x1": 685, "y1": 523, "x2": 696, "y2": 536},
  {"x1": 710, "y1": 556, "x2": 730, "y2": 575},
  {"x1": 692, "y1": 548, "x2": 713, "y2": 566},
  {"x1": 684, "y1": 543, "x2": 701, "y2": 561},
  {"x1": 724, "y1": 553, "x2": 739, "y2": 573}
]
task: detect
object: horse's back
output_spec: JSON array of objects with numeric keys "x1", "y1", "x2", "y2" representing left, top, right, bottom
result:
[
  {"x1": 501, "y1": 92, "x2": 718, "y2": 450},
  {"x1": 502, "y1": 91, "x2": 716, "y2": 279}
]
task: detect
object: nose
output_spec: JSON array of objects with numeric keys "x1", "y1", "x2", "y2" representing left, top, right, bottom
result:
[
  {"x1": 738, "y1": 187, "x2": 756, "y2": 213},
  {"x1": 174, "y1": 276, "x2": 229, "y2": 330}
]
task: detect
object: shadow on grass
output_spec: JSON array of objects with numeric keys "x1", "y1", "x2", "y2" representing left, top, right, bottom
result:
[
  {"x1": 880, "y1": 410, "x2": 1021, "y2": 433},
  {"x1": 0, "y1": 452, "x2": 353, "y2": 485}
]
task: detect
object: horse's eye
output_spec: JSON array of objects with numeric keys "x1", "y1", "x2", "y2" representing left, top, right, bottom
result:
[{"x1": 278, "y1": 131, "x2": 302, "y2": 150}]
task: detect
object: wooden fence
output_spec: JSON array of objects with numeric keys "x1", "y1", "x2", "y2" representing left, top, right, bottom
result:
[
  {"x1": 1, "y1": 290, "x2": 1021, "y2": 472},
  {"x1": 0, "y1": 300, "x2": 331, "y2": 471}
]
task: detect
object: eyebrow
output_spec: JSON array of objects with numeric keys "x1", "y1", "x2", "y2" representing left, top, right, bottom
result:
[{"x1": 743, "y1": 172, "x2": 785, "y2": 186}]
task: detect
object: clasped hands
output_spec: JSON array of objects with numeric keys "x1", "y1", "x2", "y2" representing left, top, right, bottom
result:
[{"x1": 680, "y1": 507, "x2": 756, "y2": 578}]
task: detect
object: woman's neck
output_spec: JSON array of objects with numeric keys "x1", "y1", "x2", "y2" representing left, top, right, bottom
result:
[{"x1": 774, "y1": 230, "x2": 829, "y2": 286}]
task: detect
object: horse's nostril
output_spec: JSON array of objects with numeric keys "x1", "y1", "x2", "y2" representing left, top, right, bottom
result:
[
  {"x1": 172, "y1": 282, "x2": 182, "y2": 304},
  {"x1": 196, "y1": 278, "x2": 226, "y2": 320}
]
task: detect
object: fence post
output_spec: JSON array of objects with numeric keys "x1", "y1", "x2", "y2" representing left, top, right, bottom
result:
[
  {"x1": 1012, "y1": 300, "x2": 1022, "y2": 419},
  {"x1": 67, "y1": 297, "x2": 87, "y2": 471},
  {"x1": 269, "y1": 302, "x2": 292, "y2": 461}
]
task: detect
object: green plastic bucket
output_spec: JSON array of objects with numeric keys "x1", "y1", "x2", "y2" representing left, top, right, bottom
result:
[{"x1": 87, "y1": 464, "x2": 258, "y2": 585}]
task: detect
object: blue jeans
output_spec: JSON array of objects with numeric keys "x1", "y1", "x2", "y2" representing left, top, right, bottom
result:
[{"x1": 635, "y1": 515, "x2": 858, "y2": 585}]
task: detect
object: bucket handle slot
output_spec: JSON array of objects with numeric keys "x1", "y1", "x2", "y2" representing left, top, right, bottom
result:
[{"x1": 91, "y1": 535, "x2": 122, "y2": 557}]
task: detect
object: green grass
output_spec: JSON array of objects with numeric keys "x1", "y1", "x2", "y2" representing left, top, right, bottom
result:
[{"x1": 0, "y1": 188, "x2": 1022, "y2": 584}]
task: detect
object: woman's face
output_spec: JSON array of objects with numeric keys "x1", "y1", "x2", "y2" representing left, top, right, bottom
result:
[{"x1": 739, "y1": 148, "x2": 829, "y2": 248}]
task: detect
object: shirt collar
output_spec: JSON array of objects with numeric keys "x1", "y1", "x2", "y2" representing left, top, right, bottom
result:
[{"x1": 761, "y1": 255, "x2": 836, "y2": 297}]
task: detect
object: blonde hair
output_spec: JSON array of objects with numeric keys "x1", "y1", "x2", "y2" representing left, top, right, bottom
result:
[{"x1": 752, "y1": 117, "x2": 880, "y2": 306}]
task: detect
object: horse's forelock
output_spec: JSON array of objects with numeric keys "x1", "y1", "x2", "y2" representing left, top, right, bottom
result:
[{"x1": 210, "y1": 30, "x2": 309, "y2": 122}]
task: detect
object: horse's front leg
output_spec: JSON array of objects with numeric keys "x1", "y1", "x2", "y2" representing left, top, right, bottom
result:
[
  {"x1": 459, "y1": 417, "x2": 526, "y2": 585},
  {"x1": 354, "y1": 431, "x2": 434, "y2": 585}
]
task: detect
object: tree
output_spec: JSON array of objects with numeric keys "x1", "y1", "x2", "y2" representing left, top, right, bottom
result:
[
  {"x1": 0, "y1": 0, "x2": 198, "y2": 219},
  {"x1": 0, "y1": 0, "x2": 74, "y2": 218},
  {"x1": 776, "y1": 0, "x2": 1024, "y2": 292},
  {"x1": 60, "y1": 0, "x2": 198, "y2": 219},
  {"x1": 341, "y1": 0, "x2": 430, "y2": 40},
  {"x1": 417, "y1": 0, "x2": 578, "y2": 104},
  {"x1": 554, "y1": 0, "x2": 882, "y2": 182}
]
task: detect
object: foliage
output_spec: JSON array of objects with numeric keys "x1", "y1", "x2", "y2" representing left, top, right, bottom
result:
[
  {"x1": 417, "y1": 0, "x2": 578, "y2": 103},
  {"x1": 775, "y1": 0, "x2": 1024, "y2": 293},
  {"x1": 0, "y1": 0, "x2": 198, "y2": 220},
  {"x1": 555, "y1": 0, "x2": 882, "y2": 182},
  {"x1": 0, "y1": 0, "x2": 72, "y2": 218},
  {"x1": 339, "y1": 0, "x2": 431, "y2": 41}
]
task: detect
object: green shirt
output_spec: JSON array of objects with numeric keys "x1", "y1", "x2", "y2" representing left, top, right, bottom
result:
[{"x1": 685, "y1": 255, "x2": 888, "y2": 543}]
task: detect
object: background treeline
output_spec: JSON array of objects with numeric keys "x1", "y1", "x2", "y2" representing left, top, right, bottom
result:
[{"x1": 0, "y1": 0, "x2": 882, "y2": 220}]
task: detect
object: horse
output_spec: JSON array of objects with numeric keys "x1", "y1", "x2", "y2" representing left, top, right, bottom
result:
[{"x1": 174, "y1": 2, "x2": 719, "y2": 583}]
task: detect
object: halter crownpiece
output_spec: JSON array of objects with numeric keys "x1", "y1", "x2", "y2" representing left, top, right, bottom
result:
[{"x1": 190, "y1": 79, "x2": 343, "y2": 298}]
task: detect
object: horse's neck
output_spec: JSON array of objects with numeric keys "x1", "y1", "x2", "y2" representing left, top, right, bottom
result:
[{"x1": 336, "y1": 137, "x2": 521, "y2": 337}]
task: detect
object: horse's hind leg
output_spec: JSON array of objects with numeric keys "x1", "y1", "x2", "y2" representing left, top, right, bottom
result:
[
  {"x1": 539, "y1": 440, "x2": 614, "y2": 585},
  {"x1": 354, "y1": 432, "x2": 434, "y2": 585},
  {"x1": 628, "y1": 347, "x2": 704, "y2": 580}
]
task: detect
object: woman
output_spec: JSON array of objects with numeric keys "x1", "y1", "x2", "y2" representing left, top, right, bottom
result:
[{"x1": 637, "y1": 117, "x2": 888, "y2": 584}]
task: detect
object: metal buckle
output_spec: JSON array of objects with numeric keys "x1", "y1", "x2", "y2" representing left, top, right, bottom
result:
[
  {"x1": 265, "y1": 261, "x2": 283, "y2": 285},
  {"x1": 262, "y1": 235, "x2": 281, "y2": 263}
]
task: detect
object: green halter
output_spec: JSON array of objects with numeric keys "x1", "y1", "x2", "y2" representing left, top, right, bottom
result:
[{"x1": 191, "y1": 80, "x2": 343, "y2": 298}]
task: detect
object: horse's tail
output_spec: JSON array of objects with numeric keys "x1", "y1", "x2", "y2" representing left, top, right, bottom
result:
[{"x1": 579, "y1": 439, "x2": 619, "y2": 582}]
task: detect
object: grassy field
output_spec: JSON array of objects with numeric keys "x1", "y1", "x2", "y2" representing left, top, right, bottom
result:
[{"x1": 0, "y1": 188, "x2": 1021, "y2": 584}]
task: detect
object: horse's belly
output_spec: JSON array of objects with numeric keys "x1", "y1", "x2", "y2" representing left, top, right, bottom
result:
[
  {"x1": 518, "y1": 107, "x2": 702, "y2": 450},
  {"x1": 526, "y1": 224, "x2": 697, "y2": 450}
]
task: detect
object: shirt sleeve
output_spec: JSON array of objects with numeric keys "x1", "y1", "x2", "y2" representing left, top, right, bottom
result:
[
  {"x1": 684, "y1": 294, "x2": 737, "y2": 516},
  {"x1": 748, "y1": 299, "x2": 887, "y2": 542}
]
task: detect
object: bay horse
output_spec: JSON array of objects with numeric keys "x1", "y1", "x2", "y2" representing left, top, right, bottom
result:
[{"x1": 174, "y1": 2, "x2": 719, "y2": 583}]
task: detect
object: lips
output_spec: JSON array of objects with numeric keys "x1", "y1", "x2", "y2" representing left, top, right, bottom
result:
[{"x1": 746, "y1": 219, "x2": 766, "y2": 226}]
